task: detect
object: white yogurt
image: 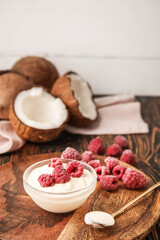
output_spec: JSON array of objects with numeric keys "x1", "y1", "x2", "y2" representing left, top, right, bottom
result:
[
  {"x1": 23, "y1": 160, "x2": 97, "y2": 213},
  {"x1": 27, "y1": 163, "x2": 93, "y2": 193}
]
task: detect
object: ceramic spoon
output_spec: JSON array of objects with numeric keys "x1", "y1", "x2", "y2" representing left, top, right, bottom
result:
[{"x1": 85, "y1": 182, "x2": 160, "y2": 228}]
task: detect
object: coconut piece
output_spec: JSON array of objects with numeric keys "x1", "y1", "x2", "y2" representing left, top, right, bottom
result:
[
  {"x1": 9, "y1": 87, "x2": 69, "y2": 143},
  {"x1": 0, "y1": 71, "x2": 32, "y2": 120},
  {"x1": 51, "y1": 72, "x2": 98, "y2": 127},
  {"x1": 12, "y1": 56, "x2": 59, "y2": 91}
]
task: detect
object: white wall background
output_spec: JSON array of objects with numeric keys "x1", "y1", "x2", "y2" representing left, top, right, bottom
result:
[{"x1": 0, "y1": 0, "x2": 160, "y2": 95}]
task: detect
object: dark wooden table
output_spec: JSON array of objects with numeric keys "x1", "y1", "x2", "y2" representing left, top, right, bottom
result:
[{"x1": 0, "y1": 96, "x2": 160, "y2": 240}]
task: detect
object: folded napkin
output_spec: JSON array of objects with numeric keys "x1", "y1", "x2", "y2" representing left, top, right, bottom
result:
[
  {"x1": 65, "y1": 94, "x2": 149, "y2": 135},
  {"x1": 0, "y1": 121, "x2": 25, "y2": 154}
]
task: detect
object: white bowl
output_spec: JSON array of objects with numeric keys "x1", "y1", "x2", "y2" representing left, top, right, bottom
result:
[{"x1": 23, "y1": 159, "x2": 97, "y2": 213}]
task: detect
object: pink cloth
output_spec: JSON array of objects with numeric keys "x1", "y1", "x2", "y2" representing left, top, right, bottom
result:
[
  {"x1": 65, "y1": 95, "x2": 149, "y2": 135},
  {"x1": 0, "y1": 121, "x2": 25, "y2": 154}
]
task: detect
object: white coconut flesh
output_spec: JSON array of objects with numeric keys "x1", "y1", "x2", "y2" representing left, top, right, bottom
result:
[
  {"x1": 70, "y1": 74, "x2": 97, "y2": 120},
  {"x1": 14, "y1": 87, "x2": 68, "y2": 129}
]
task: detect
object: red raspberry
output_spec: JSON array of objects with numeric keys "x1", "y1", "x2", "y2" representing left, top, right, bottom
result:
[
  {"x1": 106, "y1": 144, "x2": 122, "y2": 157},
  {"x1": 88, "y1": 160, "x2": 102, "y2": 169},
  {"x1": 61, "y1": 147, "x2": 81, "y2": 160},
  {"x1": 95, "y1": 166, "x2": 110, "y2": 180},
  {"x1": 104, "y1": 157, "x2": 120, "y2": 172},
  {"x1": 66, "y1": 160, "x2": 84, "y2": 178},
  {"x1": 88, "y1": 137, "x2": 105, "y2": 155},
  {"x1": 100, "y1": 175, "x2": 119, "y2": 191},
  {"x1": 81, "y1": 151, "x2": 95, "y2": 163},
  {"x1": 122, "y1": 168, "x2": 147, "y2": 189},
  {"x1": 48, "y1": 158, "x2": 62, "y2": 168},
  {"x1": 38, "y1": 174, "x2": 54, "y2": 187},
  {"x1": 120, "y1": 150, "x2": 136, "y2": 165},
  {"x1": 52, "y1": 165, "x2": 70, "y2": 183},
  {"x1": 114, "y1": 135, "x2": 129, "y2": 149},
  {"x1": 113, "y1": 165, "x2": 127, "y2": 179}
]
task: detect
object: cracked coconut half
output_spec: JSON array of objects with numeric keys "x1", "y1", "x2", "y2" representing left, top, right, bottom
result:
[
  {"x1": 51, "y1": 72, "x2": 98, "y2": 127},
  {"x1": 9, "y1": 87, "x2": 68, "y2": 143}
]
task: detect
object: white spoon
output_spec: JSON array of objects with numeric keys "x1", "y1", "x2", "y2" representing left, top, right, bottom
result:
[{"x1": 85, "y1": 182, "x2": 160, "y2": 228}]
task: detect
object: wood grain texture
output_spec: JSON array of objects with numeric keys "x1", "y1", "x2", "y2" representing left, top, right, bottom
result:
[
  {"x1": 0, "y1": 152, "x2": 73, "y2": 240},
  {"x1": 0, "y1": 96, "x2": 160, "y2": 239},
  {"x1": 58, "y1": 155, "x2": 160, "y2": 240},
  {"x1": 0, "y1": 152, "x2": 159, "y2": 240}
]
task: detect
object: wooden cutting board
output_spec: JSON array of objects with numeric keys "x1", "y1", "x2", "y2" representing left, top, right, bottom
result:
[{"x1": 0, "y1": 152, "x2": 159, "y2": 240}]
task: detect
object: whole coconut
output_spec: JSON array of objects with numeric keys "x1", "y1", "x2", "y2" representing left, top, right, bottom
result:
[
  {"x1": 12, "y1": 56, "x2": 59, "y2": 91},
  {"x1": 0, "y1": 71, "x2": 32, "y2": 119}
]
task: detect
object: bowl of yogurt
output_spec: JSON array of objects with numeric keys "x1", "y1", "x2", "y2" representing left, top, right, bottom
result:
[{"x1": 23, "y1": 158, "x2": 97, "y2": 213}]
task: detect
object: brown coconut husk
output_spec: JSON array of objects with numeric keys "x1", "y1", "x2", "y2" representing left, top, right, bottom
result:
[
  {"x1": 9, "y1": 100, "x2": 69, "y2": 143},
  {"x1": 12, "y1": 56, "x2": 59, "y2": 91},
  {"x1": 51, "y1": 73, "x2": 98, "y2": 127},
  {"x1": 0, "y1": 71, "x2": 32, "y2": 120}
]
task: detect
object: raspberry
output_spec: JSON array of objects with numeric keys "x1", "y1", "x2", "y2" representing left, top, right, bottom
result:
[
  {"x1": 120, "y1": 150, "x2": 136, "y2": 165},
  {"x1": 61, "y1": 147, "x2": 81, "y2": 160},
  {"x1": 114, "y1": 135, "x2": 129, "y2": 149},
  {"x1": 88, "y1": 137, "x2": 105, "y2": 155},
  {"x1": 48, "y1": 158, "x2": 62, "y2": 168},
  {"x1": 122, "y1": 168, "x2": 147, "y2": 189},
  {"x1": 38, "y1": 174, "x2": 54, "y2": 187},
  {"x1": 106, "y1": 144, "x2": 122, "y2": 157},
  {"x1": 113, "y1": 165, "x2": 127, "y2": 179},
  {"x1": 95, "y1": 166, "x2": 110, "y2": 180},
  {"x1": 81, "y1": 151, "x2": 95, "y2": 163},
  {"x1": 100, "y1": 175, "x2": 119, "y2": 191},
  {"x1": 52, "y1": 165, "x2": 70, "y2": 183},
  {"x1": 104, "y1": 157, "x2": 120, "y2": 172},
  {"x1": 88, "y1": 160, "x2": 102, "y2": 169},
  {"x1": 66, "y1": 160, "x2": 84, "y2": 178}
]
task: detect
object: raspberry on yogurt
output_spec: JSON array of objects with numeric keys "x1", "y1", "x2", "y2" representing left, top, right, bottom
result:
[
  {"x1": 38, "y1": 174, "x2": 54, "y2": 187},
  {"x1": 66, "y1": 160, "x2": 84, "y2": 178},
  {"x1": 48, "y1": 158, "x2": 62, "y2": 168},
  {"x1": 52, "y1": 165, "x2": 70, "y2": 183}
]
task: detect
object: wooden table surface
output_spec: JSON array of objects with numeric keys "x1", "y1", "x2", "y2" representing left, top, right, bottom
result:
[{"x1": 0, "y1": 96, "x2": 160, "y2": 240}]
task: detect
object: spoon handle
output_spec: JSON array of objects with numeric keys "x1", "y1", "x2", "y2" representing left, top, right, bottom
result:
[{"x1": 112, "y1": 182, "x2": 160, "y2": 218}]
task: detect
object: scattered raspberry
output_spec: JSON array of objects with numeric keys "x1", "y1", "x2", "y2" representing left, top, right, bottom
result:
[
  {"x1": 113, "y1": 165, "x2": 127, "y2": 179},
  {"x1": 114, "y1": 135, "x2": 129, "y2": 149},
  {"x1": 61, "y1": 147, "x2": 81, "y2": 160},
  {"x1": 88, "y1": 160, "x2": 102, "y2": 169},
  {"x1": 66, "y1": 160, "x2": 84, "y2": 178},
  {"x1": 122, "y1": 168, "x2": 147, "y2": 189},
  {"x1": 104, "y1": 157, "x2": 120, "y2": 172},
  {"x1": 81, "y1": 151, "x2": 95, "y2": 163},
  {"x1": 95, "y1": 166, "x2": 110, "y2": 180},
  {"x1": 38, "y1": 174, "x2": 54, "y2": 187},
  {"x1": 106, "y1": 144, "x2": 122, "y2": 157},
  {"x1": 120, "y1": 150, "x2": 136, "y2": 165},
  {"x1": 88, "y1": 137, "x2": 105, "y2": 155},
  {"x1": 52, "y1": 165, "x2": 70, "y2": 183},
  {"x1": 48, "y1": 158, "x2": 62, "y2": 168},
  {"x1": 100, "y1": 175, "x2": 119, "y2": 191}
]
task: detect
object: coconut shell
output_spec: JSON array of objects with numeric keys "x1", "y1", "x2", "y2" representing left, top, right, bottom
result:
[
  {"x1": 0, "y1": 72, "x2": 32, "y2": 120},
  {"x1": 12, "y1": 56, "x2": 59, "y2": 91},
  {"x1": 51, "y1": 74, "x2": 98, "y2": 127},
  {"x1": 9, "y1": 101, "x2": 69, "y2": 143}
]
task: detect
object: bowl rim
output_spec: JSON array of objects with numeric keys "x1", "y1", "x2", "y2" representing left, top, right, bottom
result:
[{"x1": 23, "y1": 158, "x2": 97, "y2": 196}]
